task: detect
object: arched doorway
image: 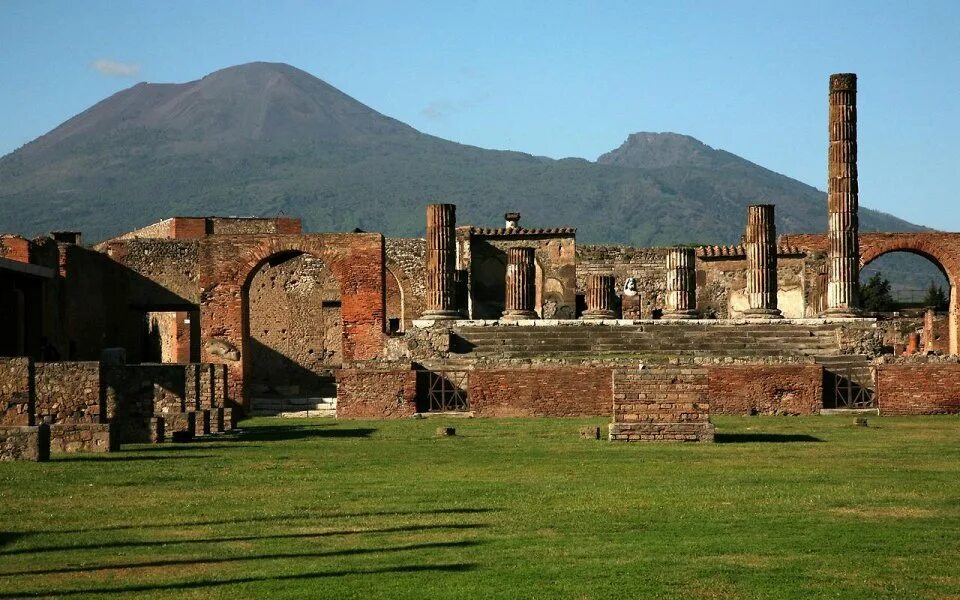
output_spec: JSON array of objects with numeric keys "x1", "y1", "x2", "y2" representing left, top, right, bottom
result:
[
  {"x1": 242, "y1": 251, "x2": 342, "y2": 414},
  {"x1": 860, "y1": 249, "x2": 955, "y2": 354},
  {"x1": 385, "y1": 268, "x2": 405, "y2": 333}
]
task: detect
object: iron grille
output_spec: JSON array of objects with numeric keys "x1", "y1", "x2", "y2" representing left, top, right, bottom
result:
[{"x1": 425, "y1": 371, "x2": 469, "y2": 412}]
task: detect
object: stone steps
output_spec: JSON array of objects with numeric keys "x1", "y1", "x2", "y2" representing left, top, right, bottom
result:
[{"x1": 251, "y1": 396, "x2": 337, "y2": 418}]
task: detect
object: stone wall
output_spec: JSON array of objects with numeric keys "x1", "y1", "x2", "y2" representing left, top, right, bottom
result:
[
  {"x1": 466, "y1": 367, "x2": 612, "y2": 417},
  {"x1": 876, "y1": 361, "x2": 960, "y2": 415},
  {"x1": 34, "y1": 361, "x2": 104, "y2": 424},
  {"x1": 49, "y1": 424, "x2": 116, "y2": 453},
  {"x1": 386, "y1": 238, "x2": 427, "y2": 331},
  {"x1": 0, "y1": 357, "x2": 33, "y2": 425},
  {"x1": 460, "y1": 229, "x2": 577, "y2": 319},
  {"x1": 247, "y1": 253, "x2": 341, "y2": 396},
  {"x1": 0, "y1": 425, "x2": 49, "y2": 461},
  {"x1": 335, "y1": 368, "x2": 417, "y2": 418},
  {"x1": 609, "y1": 367, "x2": 714, "y2": 442},
  {"x1": 708, "y1": 364, "x2": 823, "y2": 415}
]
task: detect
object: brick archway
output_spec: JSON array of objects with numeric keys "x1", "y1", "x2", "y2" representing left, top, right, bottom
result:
[
  {"x1": 859, "y1": 233, "x2": 960, "y2": 355},
  {"x1": 198, "y1": 233, "x2": 385, "y2": 411}
]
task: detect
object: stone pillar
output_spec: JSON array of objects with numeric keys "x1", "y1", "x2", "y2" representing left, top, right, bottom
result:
[
  {"x1": 583, "y1": 274, "x2": 616, "y2": 320},
  {"x1": 824, "y1": 73, "x2": 861, "y2": 316},
  {"x1": 502, "y1": 247, "x2": 538, "y2": 320},
  {"x1": 663, "y1": 248, "x2": 698, "y2": 319},
  {"x1": 744, "y1": 204, "x2": 783, "y2": 319},
  {"x1": 423, "y1": 203, "x2": 460, "y2": 320}
]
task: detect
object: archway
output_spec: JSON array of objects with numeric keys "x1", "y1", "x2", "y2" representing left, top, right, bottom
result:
[
  {"x1": 242, "y1": 250, "x2": 342, "y2": 413},
  {"x1": 385, "y1": 267, "x2": 405, "y2": 333},
  {"x1": 860, "y1": 246, "x2": 957, "y2": 355}
]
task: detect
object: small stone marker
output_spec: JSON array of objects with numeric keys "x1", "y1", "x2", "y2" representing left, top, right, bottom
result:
[
  {"x1": 854, "y1": 417, "x2": 869, "y2": 427},
  {"x1": 436, "y1": 427, "x2": 456, "y2": 437},
  {"x1": 579, "y1": 426, "x2": 601, "y2": 440}
]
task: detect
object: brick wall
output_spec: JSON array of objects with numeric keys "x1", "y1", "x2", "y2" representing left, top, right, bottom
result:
[
  {"x1": 49, "y1": 424, "x2": 116, "y2": 453},
  {"x1": 336, "y1": 369, "x2": 417, "y2": 418},
  {"x1": 0, "y1": 235, "x2": 31, "y2": 263},
  {"x1": 708, "y1": 364, "x2": 823, "y2": 415},
  {"x1": 34, "y1": 362, "x2": 104, "y2": 424},
  {"x1": 466, "y1": 367, "x2": 612, "y2": 417},
  {"x1": 0, "y1": 357, "x2": 33, "y2": 426},
  {"x1": 610, "y1": 367, "x2": 714, "y2": 442},
  {"x1": 877, "y1": 363, "x2": 960, "y2": 415}
]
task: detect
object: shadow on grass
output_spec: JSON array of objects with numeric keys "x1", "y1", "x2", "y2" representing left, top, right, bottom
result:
[
  {"x1": 130, "y1": 443, "x2": 264, "y2": 452},
  {"x1": 56, "y1": 454, "x2": 217, "y2": 462},
  {"x1": 0, "y1": 533, "x2": 26, "y2": 549},
  {"x1": 40, "y1": 507, "x2": 497, "y2": 535},
  {"x1": 0, "y1": 540, "x2": 480, "y2": 577},
  {"x1": 0, "y1": 523, "x2": 486, "y2": 556},
  {"x1": 715, "y1": 433, "x2": 823, "y2": 444},
  {"x1": 0, "y1": 563, "x2": 476, "y2": 598},
  {"x1": 236, "y1": 425, "x2": 376, "y2": 442}
]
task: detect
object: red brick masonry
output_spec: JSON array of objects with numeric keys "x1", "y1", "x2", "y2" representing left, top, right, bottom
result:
[
  {"x1": 876, "y1": 364, "x2": 960, "y2": 415},
  {"x1": 708, "y1": 364, "x2": 823, "y2": 415}
]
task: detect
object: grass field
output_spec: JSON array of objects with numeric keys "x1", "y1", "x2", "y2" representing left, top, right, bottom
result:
[{"x1": 1, "y1": 415, "x2": 959, "y2": 599}]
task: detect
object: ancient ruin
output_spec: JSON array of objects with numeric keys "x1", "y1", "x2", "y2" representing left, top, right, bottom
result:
[{"x1": 2, "y1": 72, "x2": 959, "y2": 459}]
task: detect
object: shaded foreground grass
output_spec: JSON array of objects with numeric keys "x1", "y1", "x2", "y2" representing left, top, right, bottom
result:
[{"x1": 0, "y1": 416, "x2": 958, "y2": 599}]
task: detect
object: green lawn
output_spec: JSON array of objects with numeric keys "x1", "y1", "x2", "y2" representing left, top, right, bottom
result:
[{"x1": 1, "y1": 415, "x2": 959, "y2": 599}]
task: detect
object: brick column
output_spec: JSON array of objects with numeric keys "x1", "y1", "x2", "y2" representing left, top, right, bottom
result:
[
  {"x1": 502, "y1": 247, "x2": 538, "y2": 320},
  {"x1": 744, "y1": 204, "x2": 783, "y2": 319},
  {"x1": 583, "y1": 274, "x2": 616, "y2": 320},
  {"x1": 423, "y1": 203, "x2": 460, "y2": 320},
  {"x1": 663, "y1": 247, "x2": 698, "y2": 319},
  {"x1": 824, "y1": 73, "x2": 861, "y2": 316}
]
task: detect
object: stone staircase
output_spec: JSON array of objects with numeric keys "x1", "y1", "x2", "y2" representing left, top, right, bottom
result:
[
  {"x1": 450, "y1": 323, "x2": 844, "y2": 362},
  {"x1": 250, "y1": 396, "x2": 337, "y2": 418}
]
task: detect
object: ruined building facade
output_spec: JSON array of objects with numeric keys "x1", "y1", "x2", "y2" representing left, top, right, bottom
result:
[{"x1": 2, "y1": 73, "x2": 959, "y2": 457}]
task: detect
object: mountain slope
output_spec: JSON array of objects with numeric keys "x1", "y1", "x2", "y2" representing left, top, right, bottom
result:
[{"x1": 0, "y1": 62, "x2": 920, "y2": 244}]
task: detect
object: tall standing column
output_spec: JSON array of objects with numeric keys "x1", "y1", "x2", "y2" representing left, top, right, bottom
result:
[
  {"x1": 583, "y1": 274, "x2": 616, "y2": 320},
  {"x1": 423, "y1": 203, "x2": 460, "y2": 320},
  {"x1": 824, "y1": 72, "x2": 861, "y2": 316},
  {"x1": 744, "y1": 204, "x2": 783, "y2": 319},
  {"x1": 502, "y1": 247, "x2": 538, "y2": 320},
  {"x1": 663, "y1": 247, "x2": 698, "y2": 319}
]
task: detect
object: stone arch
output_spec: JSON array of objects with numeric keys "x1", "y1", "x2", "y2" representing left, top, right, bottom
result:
[
  {"x1": 385, "y1": 266, "x2": 406, "y2": 333},
  {"x1": 198, "y1": 233, "x2": 385, "y2": 410},
  {"x1": 859, "y1": 234, "x2": 960, "y2": 355}
]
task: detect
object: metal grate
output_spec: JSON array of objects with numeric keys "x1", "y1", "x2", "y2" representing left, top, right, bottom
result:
[
  {"x1": 825, "y1": 367, "x2": 876, "y2": 408},
  {"x1": 425, "y1": 371, "x2": 469, "y2": 412}
]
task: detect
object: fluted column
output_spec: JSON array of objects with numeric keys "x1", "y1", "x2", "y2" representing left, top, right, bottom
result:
[
  {"x1": 744, "y1": 204, "x2": 783, "y2": 319},
  {"x1": 502, "y1": 247, "x2": 538, "y2": 320},
  {"x1": 583, "y1": 274, "x2": 616, "y2": 319},
  {"x1": 423, "y1": 203, "x2": 460, "y2": 320},
  {"x1": 663, "y1": 247, "x2": 698, "y2": 319},
  {"x1": 824, "y1": 73, "x2": 861, "y2": 316}
]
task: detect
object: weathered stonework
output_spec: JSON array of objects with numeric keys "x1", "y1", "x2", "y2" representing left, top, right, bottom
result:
[
  {"x1": 0, "y1": 424, "x2": 49, "y2": 461},
  {"x1": 609, "y1": 368, "x2": 714, "y2": 442},
  {"x1": 502, "y1": 247, "x2": 538, "y2": 320},
  {"x1": 744, "y1": 204, "x2": 782, "y2": 319},
  {"x1": 423, "y1": 204, "x2": 460, "y2": 320},
  {"x1": 824, "y1": 72, "x2": 861, "y2": 316},
  {"x1": 663, "y1": 248, "x2": 698, "y2": 319},
  {"x1": 583, "y1": 274, "x2": 616, "y2": 319}
]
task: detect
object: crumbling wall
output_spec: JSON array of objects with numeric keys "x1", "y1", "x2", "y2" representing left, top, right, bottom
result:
[
  {"x1": 336, "y1": 368, "x2": 417, "y2": 418},
  {"x1": 0, "y1": 357, "x2": 33, "y2": 425},
  {"x1": 386, "y1": 238, "x2": 426, "y2": 331},
  {"x1": 466, "y1": 367, "x2": 612, "y2": 416},
  {"x1": 708, "y1": 364, "x2": 823, "y2": 415},
  {"x1": 247, "y1": 253, "x2": 341, "y2": 396},
  {"x1": 876, "y1": 360, "x2": 960, "y2": 415},
  {"x1": 609, "y1": 367, "x2": 714, "y2": 442},
  {"x1": 34, "y1": 361, "x2": 104, "y2": 424}
]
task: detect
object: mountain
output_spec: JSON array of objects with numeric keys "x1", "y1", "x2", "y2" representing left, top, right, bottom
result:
[{"x1": 0, "y1": 62, "x2": 920, "y2": 246}]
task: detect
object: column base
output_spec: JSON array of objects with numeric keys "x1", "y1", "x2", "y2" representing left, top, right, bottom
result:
[
  {"x1": 501, "y1": 310, "x2": 539, "y2": 320},
  {"x1": 661, "y1": 310, "x2": 699, "y2": 320},
  {"x1": 420, "y1": 309, "x2": 462, "y2": 321},
  {"x1": 743, "y1": 308, "x2": 783, "y2": 319},
  {"x1": 820, "y1": 307, "x2": 862, "y2": 318},
  {"x1": 582, "y1": 310, "x2": 616, "y2": 320}
]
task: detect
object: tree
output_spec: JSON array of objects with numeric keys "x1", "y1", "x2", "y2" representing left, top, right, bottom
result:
[
  {"x1": 922, "y1": 282, "x2": 949, "y2": 310},
  {"x1": 860, "y1": 273, "x2": 894, "y2": 312}
]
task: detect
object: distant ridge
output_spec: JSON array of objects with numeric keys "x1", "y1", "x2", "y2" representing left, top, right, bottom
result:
[{"x1": 0, "y1": 62, "x2": 920, "y2": 243}]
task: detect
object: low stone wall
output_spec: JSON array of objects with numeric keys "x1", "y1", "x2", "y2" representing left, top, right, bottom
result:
[
  {"x1": 708, "y1": 364, "x2": 823, "y2": 415},
  {"x1": 50, "y1": 423, "x2": 117, "y2": 453},
  {"x1": 336, "y1": 369, "x2": 417, "y2": 418},
  {"x1": 877, "y1": 363, "x2": 960, "y2": 415},
  {"x1": 0, "y1": 357, "x2": 33, "y2": 426},
  {"x1": 0, "y1": 425, "x2": 49, "y2": 461},
  {"x1": 609, "y1": 367, "x2": 714, "y2": 442},
  {"x1": 466, "y1": 367, "x2": 612, "y2": 417},
  {"x1": 34, "y1": 361, "x2": 104, "y2": 424}
]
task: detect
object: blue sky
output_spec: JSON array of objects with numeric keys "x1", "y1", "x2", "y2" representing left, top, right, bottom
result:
[{"x1": 2, "y1": 0, "x2": 958, "y2": 229}]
